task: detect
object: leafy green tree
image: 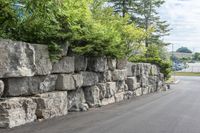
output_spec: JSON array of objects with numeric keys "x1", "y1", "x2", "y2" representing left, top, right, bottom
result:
[
  {"x1": 193, "y1": 52, "x2": 200, "y2": 61},
  {"x1": 176, "y1": 47, "x2": 192, "y2": 53}
]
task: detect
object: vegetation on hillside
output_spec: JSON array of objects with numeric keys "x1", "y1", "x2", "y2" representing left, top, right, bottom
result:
[{"x1": 0, "y1": 0, "x2": 172, "y2": 79}]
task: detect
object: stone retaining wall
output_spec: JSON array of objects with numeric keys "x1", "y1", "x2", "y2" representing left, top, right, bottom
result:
[{"x1": 0, "y1": 40, "x2": 168, "y2": 128}]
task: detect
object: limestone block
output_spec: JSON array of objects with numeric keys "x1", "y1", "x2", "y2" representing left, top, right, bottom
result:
[
  {"x1": 116, "y1": 81, "x2": 128, "y2": 92},
  {"x1": 134, "y1": 88, "x2": 142, "y2": 96},
  {"x1": 0, "y1": 98, "x2": 37, "y2": 128},
  {"x1": 0, "y1": 80, "x2": 4, "y2": 97},
  {"x1": 32, "y1": 91, "x2": 68, "y2": 119},
  {"x1": 5, "y1": 75, "x2": 57, "y2": 96},
  {"x1": 68, "y1": 88, "x2": 87, "y2": 112},
  {"x1": 87, "y1": 57, "x2": 108, "y2": 72},
  {"x1": 116, "y1": 59, "x2": 127, "y2": 70},
  {"x1": 56, "y1": 74, "x2": 75, "y2": 91},
  {"x1": 107, "y1": 58, "x2": 116, "y2": 71},
  {"x1": 84, "y1": 86, "x2": 101, "y2": 107},
  {"x1": 97, "y1": 83, "x2": 107, "y2": 100},
  {"x1": 52, "y1": 56, "x2": 74, "y2": 74},
  {"x1": 114, "y1": 92, "x2": 124, "y2": 102},
  {"x1": 0, "y1": 40, "x2": 52, "y2": 78},
  {"x1": 105, "y1": 82, "x2": 117, "y2": 98},
  {"x1": 98, "y1": 70, "x2": 112, "y2": 83},
  {"x1": 126, "y1": 77, "x2": 138, "y2": 91},
  {"x1": 112, "y1": 69, "x2": 127, "y2": 81},
  {"x1": 101, "y1": 97, "x2": 115, "y2": 106},
  {"x1": 32, "y1": 44, "x2": 52, "y2": 75},
  {"x1": 74, "y1": 55, "x2": 87, "y2": 72},
  {"x1": 81, "y1": 72, "x2": 99, "y2": 87}
]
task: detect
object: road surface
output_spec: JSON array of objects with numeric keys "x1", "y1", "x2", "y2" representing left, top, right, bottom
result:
[{"x1": 1, "y1": 76, "x2": 200, "y2": 133}]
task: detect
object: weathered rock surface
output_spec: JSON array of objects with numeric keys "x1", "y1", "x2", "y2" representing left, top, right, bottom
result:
[
  {"x1": 84, "y1": 86, "x2": 101, "y2": 107},
  {"x1": 32, "y1": 91, "x2": 68, "y2": 119},
  {"x1": 0, "y1": 40, "x2": 52, "y2": 78},
  {"x1": 5, "y1": 75, "x2": 57, "y2": 96},
  {"x1": 112, "y1": 69, "x2": 127, "y2": 81},
  {"x1": 52, "y1": 56, "x2": 74, "y2": 74},
  {"x1": 97, "y1": 83, "x2": 107, "y2": 100},
  {"x1": 114, "y1": 92, "x2": 124, "y2": 102},
  {"x1": 0, "y1": 98, "x2": 37, "y2": 128},
  {"x1": 116, "y1": 81, "x2": 128, "y2": 92},
  {"x1": 101, "y1": 97, "x2": 115, "y2": 106},
  {"x1": 74, "y1": 55, "x2": 87, "y2": 72},
  {"x1": 105, "y1": 82, "x2": 117, "y2": 98},
  {"x1": 98, "y1": 70, "x2": 112, "y2": 83},
  {"x1": 0, "y1": 80, "x2": 4, "y2": 97},
  {"x1": 87, "y1": 57, "x2": 108, "y2": 72},
  {"x1": 126, "y1": 77, "x2": 137, "y2": 91},
  {"x1": 107, "y1": 58, "x2": 116, "y2": 71},
  {"x1": 81, "y1": 72, "x2": 99, "y2": 87},
  {"x1": 72, "y1": 74, "x2": 83, "y2": 88},
  {"x1": 56, "y1": 74, "x2": 75, "y2": 91},
  {"x1": 116, "y1": 59, "x2": 127, "y2": 70},
  {"x1": 32, "y1": 44, "x2": 52, "y2": 75},
  {"x1": 68, "y1": 88, "x2": 87, "y2": 112},
  {"x1": 134, "y1": 88, "x2": 142, "y2": 96}
]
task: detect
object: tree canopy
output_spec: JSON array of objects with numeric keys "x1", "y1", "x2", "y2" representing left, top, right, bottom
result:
[{"x1": 176, "y1": 47, "x2": 192, "y2": 53}]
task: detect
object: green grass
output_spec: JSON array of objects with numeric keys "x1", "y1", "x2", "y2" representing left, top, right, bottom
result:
[{"x1": 174, "y1": 72, "x2": 200, "y2": 76}]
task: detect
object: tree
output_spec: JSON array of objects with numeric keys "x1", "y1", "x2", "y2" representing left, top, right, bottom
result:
[
  {"x1": 193, "y1": 52, "x2": 200, "y2": 61},
  {"x1": 176, "y1": 47, "x2": 192, "y2": 53}
]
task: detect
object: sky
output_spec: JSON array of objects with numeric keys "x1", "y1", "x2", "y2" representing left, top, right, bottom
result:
[{"x1": 159, "y1": 0, "x2": 200, "y2": 52}]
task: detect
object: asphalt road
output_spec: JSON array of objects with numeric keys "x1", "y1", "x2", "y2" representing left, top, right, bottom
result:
[{"x1": 1, "y1": 76, "x2": 200, "y2": 133}]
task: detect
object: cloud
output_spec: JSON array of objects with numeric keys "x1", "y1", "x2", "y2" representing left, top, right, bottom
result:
[{"x1": 159, "y1": 0, "x2": 200, "y2": 52}]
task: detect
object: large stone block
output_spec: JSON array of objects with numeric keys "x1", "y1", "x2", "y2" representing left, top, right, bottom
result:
[
  {"x1": 114, "y1": 92, "x2": 124, "y2": 102},
  {"x1": 84, "y1": 86, "x2": 101, "y2": 107},
  {"x1": 112, "y1": 69, "x2": 127, "y2": 81},
  {"x1": 68, "y1": 88, "x2": 88, "y2": 112},
  {"x1": 134, "y1": 88, "x2": 142, "y2": 96},
  {"x1": 116, "y1": 59, "x2": 127, "y2": 70},
  {"x1": 107, "y1": 58, "x2": 116, "y2": 71},
  {"x1": 81, "y1": 72, "x2": 99, "y2": 87},
  {"x1": 5, "y1": 75, "x2": 57, "y2": 96},
  {"x1": 97, "y1": 83, "x2": 107, "y2": 100},
  {"x1": 0, "y1": 80, "x2": 4, "y2": 97},
  {"x1": 116, "y1": 81, "x2": 128, "y2": 92},
  {"x1": 32, "y1": 91, "x2": 68, "y2": 119},
  {"x1": 74, "y1": 55, "x2": 87, "y2": 72},
  {"x1": 0, "y1": 98, "x2": 37, "y2": 128},
  {"x1": 0, "y1": 40, "x2": 52, "y2": 78},
  {"x1": 126, "y1": 77, "x2": 138, "y2": 91},
  {"x1": 126, "y1": 62, "x2": 133, "y2": 77},
  {"x1": 52, "y1": 56, "x2": 74, "y2": 74},
  {"x1": 105, "y1": 82, "x2": 117, "y2": 98},
  {"x1": 32, "y1": 44, "x2": 52, "y2": 75},
  {"x1": 98, "y1": 70, "x2": 112, "y2": 83},
  {"x1": 72, "y1": 74, "x2": 83, "y2": 88},
  {"x1": 87, "y1": 57, "x2": 108, "y2": 72},
  {"x1": 101, "y1": 97, "x2": 115, "y2": 106},
  {"x1": 56, "y1": 74, "x2": 75, "y2": 91}
]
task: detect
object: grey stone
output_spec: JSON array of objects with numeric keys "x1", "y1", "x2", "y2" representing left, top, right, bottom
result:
[
  {"x1": 114, "y1": 92, "x2": 124, "y2": 102},
  {"x1": 0, "y1": 40, "x2": 36, "y2": 78},
  {"x1": 150, "y1": 65, "x2": 159, "y2": 76},
  {"x1": 142, "y1": 87, "x2": 149, "y2": 95},
  {"x1": 72, "y1": 74, "x2": 83, "y2": 88},
  {"x1": 84, "y1": 86, "x2": 101, "y2": 107},
  {"x1": 134, "y1": 88, "x2": 142, "y2": 96},
  {"x1": 101, "y1": 97, "x2": 115, "y2": 106},
  {"x1": 74, "y1": 55, "x2": 87, "y2": 72},
  {"x1": 60, "y1": 41, "x2": 70, "y2": 56},
  {"x1": 68, "y1": 88, "x2": 86, "y2": 112},
  {"x1": 32, "y1": 44, "x2": 52, "y2": 75},
  {"x1": 78, "y1": 103, "x2": 89, "y2": 112},
  {"x1": 87, "y1": 57, "x2": 108, "y2": 72},
  {"x1": 126, "y1": 77, "x2": 138, "y2": 91},
  {"x1": 52, "y1": 56, "x2": 74, "y2": 74},
  {"x1": 56, "y1": 74, "x2": 75, "y2": 91},
  {"x1": 81, "y1": 72, "x2": 99, "y2": 87},
  {"x1": 0, "y1": 98, "x2": 37, "y2": 128},
  {"x1": 105, "y1": 82, "x2": 117, "y2": 98},
  {"x1": 107, "y1": 58, "x2": 116, "y2": 71},
  {"x1": 0, "y1": 80, "x2": 4, "y2": 97},
  {"x1": 5, "y1": 75, "x2": 57, "y2": 96},
  {"x1": 126, "y1": 62, "x2": 133, "y2": 77},
  {"x1": 116, "y1": 59, "x2": 127, "y2": 70},
  {"x1": 112, "y1": 69, "x2": 127, "y2": 81},
  {"x1": 97, "y1": 83, "x2": 107, "y2": 100},
  {"x1": 124, "y1": 91, "x2": 134, "y2": 99},
  {"x1": 32, "y1": 91, "x2": 68, "y2": 119},
  {"x1": 116, "y1": 81, "x2": 128, "y2": 92},
  {"x1": 98, "y1": 70, "x2": 112, "y2": 83}
]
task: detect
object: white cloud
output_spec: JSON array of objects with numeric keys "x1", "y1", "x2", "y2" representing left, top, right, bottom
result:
[{"x1": 159, "y1": 0, "x2": 200, "y2": 52}]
